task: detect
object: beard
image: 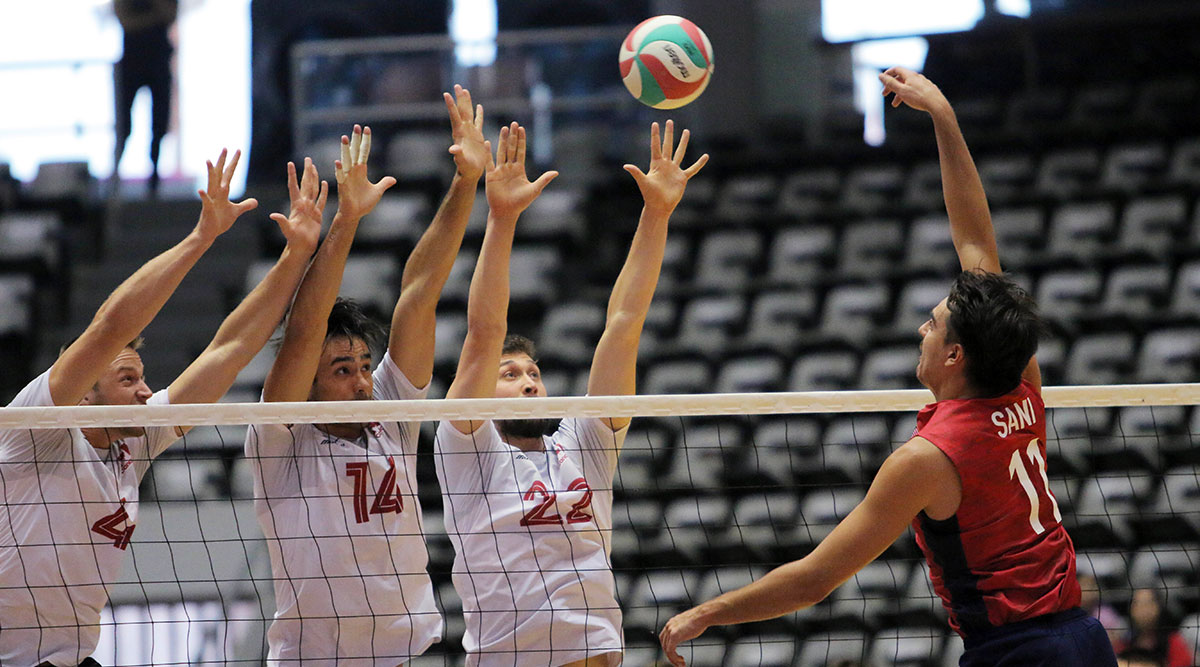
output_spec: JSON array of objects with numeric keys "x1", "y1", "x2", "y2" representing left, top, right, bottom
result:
[{"x1": 497, "y1": 418, "x2": 561, "y2": 440}]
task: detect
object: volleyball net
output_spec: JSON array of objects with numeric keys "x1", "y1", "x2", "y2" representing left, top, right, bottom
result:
[{"x1": 1, "y1": 385, "x2": 1198, "y2": 666}]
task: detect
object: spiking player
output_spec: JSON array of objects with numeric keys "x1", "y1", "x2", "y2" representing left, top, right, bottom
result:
[
  {"x1": 0, "y1": 150, "x2": 320, "y2": 665},
  {"x1": 245, "y1": 87, "x2": 489, "y2": 664},
  {"x1": 437, "y1": 119, "x2": 706, "y2": 666},
  {"x1": 660, "y1": 68, "x2": 1118, "y2": 667}
]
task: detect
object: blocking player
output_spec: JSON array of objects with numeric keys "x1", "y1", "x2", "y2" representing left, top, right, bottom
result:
[
  {"x1": 246, "y1": 87, "x2": 489, "y2": 664},
  {"x1": 0, "y1": 149, "x2": 320, "y2": 665},
  {"x1": 659, "y1": 68, "x2": 1118, "y2": 667},
  {"x1": 437, "y1": 119, "x2": 706, "y2": 666}
]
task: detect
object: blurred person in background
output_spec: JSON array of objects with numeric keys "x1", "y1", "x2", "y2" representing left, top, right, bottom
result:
[
  {"x1": 1114, "y1": 588, "x2": 1193, "y2": 667},
  {"x1": 112, "y1": 0, "x2": 177, "y2": 196}
]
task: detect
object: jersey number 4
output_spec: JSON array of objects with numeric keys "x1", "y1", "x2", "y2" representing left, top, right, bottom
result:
[
  {"x1": 1008, "y1": 439, "x2": 1062, "y2": 535},
  {"x1": 520, "y1": 478, "x2": 593, "y2": 526},
  {"x1": 345, "y1": 457, "x2": 404, "y2": 524},
  {"x1": 92, "y1": 498, "x2": 135, "y2": 550}
]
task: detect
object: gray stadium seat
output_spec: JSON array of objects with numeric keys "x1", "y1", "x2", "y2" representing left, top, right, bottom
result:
[
  {"x1": 749, "y1": 418, "x2": 823, "y2": 485},
  {"x1": 1167, "y1": 136, "x2": 1200, "y2": 187},
  {"x1": 790, "y1": 350, "x2": 860, "y2": 391},
  {"x1": 433, "y1": 311, "x2": 467, "y2": 367},
  {"x1": 904, "y1": 213, "x2": 959, "y2": 275},
  {"x1": 821, "y1": 416, "x2": 890, "y2": 482},
  {"x1": 767, "y1": 225, "x2": 836, "y2": 286},
  {"x1": 356, "y1": 193, "x2": 429, "y2": 245},
  {"x1": 1074, "y1": 473, "x2": 1156, "y2": 547},
  {"x1": 0, "y1": 274, "x2": 33, "y2": 334},
  {"x1": 538, "y1": 302, "x2": 605, "y2": 367},
  {"x1": 519, "y1": 187, "x2": 587, "y2": 242},
  {"x1": 1046, "y1": 201, "x2": 1116, "y2": 262},
  {"x1": 1118, "y1": 194, "x2": 1189, "y2": 259},
  {"x1": 676, "y1": 295, "x2": 746, "y2": 356},
  {"x1": 643, "y1": 358, "x2": 711, "y2": 395},
  {"x1": 890, "y1": 278, "x2": 948, "y2": 339},
  {"x1": 742, "y1": 289, "x2": 819, "y2": 351},
  {"x1": 146, "y1": 456, "x2": 226, "y2": 501},
  {"x1": 662, "y1": 495, "x2": 732, "y2": 563},
  {"x1": 870, "y1": 625, "x2": 946, "y2": 667},
  {"x1": 714, "y1": 354, "x2": 786, "y2": 394},
  {"x1": 1075, "y1": 550, "x2": 1132, "y2": 606},
  {"x1": 795, "y1": 630, "x2": 870, "y2": 667},
  {"x1": 1036, "y1": 270, "x2": 1103, "y2": 326},
  {"x1": 860, "y1": 346, "x2": 919, "y2": 390},
  {"x1": 991, "y1": 206, "x2": 1045, "y2": 269},
  {"x1": 819, "y1": 283, "x2": 891, "y2": 346},
  {"x1": 0, "y1": 211, "x2": 60, "y2": 270},
  {"x1": 724, "y1": 633, "x2": 797, "y2": 667},
  {"x1": 1100, "y1": 141, "x2": 1169, "y2": 193},
  {"x1": 1066, "y1": 332, "x2": 1136, "y2": 386},
  {"x1": 902, "y1": 562, "x2": 946, "y2": 617},
  {"x1": 837, "y1": 219, "x2": 904, "y2": 280},
  {"x1": 664, "y1": 423, "x2": 743, "y2": 491},
  {"x1": 340, "y1": 255, "x2": 399, "y2": 315},
  {"x1": 694, "y1": 230, "x2": 762, "y2": 290},
  {"x1": 615, "y1": 425, "x2": 672, "y2": 496},
  {"x1": 724, "y1": 493, "x2": 800, "y2": 560},
  {"x1": 715, "y1": 173, "x2": 778, "y2": 222},
  {"x1": 840, "y1": 164, "x2": 905, "y2": 214},
  {"x1": 776, "y1": 168, "x2": 840, "y2": 217},
  {"x1": 657, "y1": 235, "x2": 693, "y2": 292},
  {"x1": 1046, "y1": 407, "x2": 1113, "y2": 475},
  {"x1": 623, "y1": 568, "x2": 701, "y2": 633},
  {"x1": 29, "y1": 161, "x2": 92, "y2": 199},
  {"x1": 903, "y1": 160, "x2": 944, "y2": 211},
  {"x1": 1170, "y1": 261, "x2": 1200, "y2": 319},
  {"x1": 509, "y1": 245, "x2": 560, "y2": 304},
  {"x1": 1099, "y1": 264, "x2": 1171, "y2": 319},
  {"x1": 386, "y1": 131, "x2": 453, "y2": 181},
  {"x1": 1035, "y1": 148, "x2": 1101, "y2": 200},
  {"x1": 830, "y1": 560, "x2": 912, "y2": 621},
  {"x1": 798, "y1": 486, "x2": 865, "y2": 545},
  {"x1": 694, "y1": 565, "x2": 767, "y2": 606},
  {"x1": 1137, "y1": 327, "x2": 1200, "y2": 383},
  {"x1": 978, "y1": 154, "x2": 1036, "y2": 205},
  {"x1": 610, "y1": 499, "x2": 665, "y2": 560}
]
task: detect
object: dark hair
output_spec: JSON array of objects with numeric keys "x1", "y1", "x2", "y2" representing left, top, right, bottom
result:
[
  {"x1": 945, "y1": 270, "x2": 1040, "y2": 398},
  {"x1": 325, "y1": 298, "x2": 386, "y2": 351},
  {"x1": 502, "y1": 333, "x2": 538, "y2": 359}
]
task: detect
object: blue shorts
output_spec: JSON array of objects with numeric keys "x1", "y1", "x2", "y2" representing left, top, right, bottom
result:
[{"x1": 960, "y1": 608, "x2": 1117, "y2": 667}]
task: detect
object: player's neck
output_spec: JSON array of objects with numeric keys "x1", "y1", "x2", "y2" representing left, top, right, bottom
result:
[
  {"x1": 931, "y1": 375, "x2": 983, "y2": 402},
  {"x1": 317, "y1": 423, "x2": 365, "y2": 441},
  {"x1": 502, "y1": 434, "x2": 544, "y2": 453},
  {"x1": 80, "y1": 427, "x2": 115, "y2": 450}
]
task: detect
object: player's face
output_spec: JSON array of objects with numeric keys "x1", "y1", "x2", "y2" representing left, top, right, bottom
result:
[
  {"x1": 916, "y1": 297, "x2": 955, "y2": 389},
  {"x1": 84, "y1": 347, "x2": 152, "y2": 437},
  {"x1": 495, "y1": 354, "x2": 547, "y2": 399},
  {"x1": 1130, "y1": 589, "x2": 1160, "y2": 630},
  {"x1": 310, "y1": 336, "x2": 373, "y2": 402}
]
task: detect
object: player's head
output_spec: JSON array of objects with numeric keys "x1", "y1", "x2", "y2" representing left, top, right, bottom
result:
[
  {"x1": 1129, "y1": 587, "x2": 1166, "y2": 633},
  {"x1": 496, "y1": 333, "x2": 557, "y2": 439},
  {"x1": 917, "y1": 270, "x2": 1039, "y2": 398},
  {"x1": 75, "y1": 337, "x2": 151, "y2": 437},
  {"x1": 310, "y1": 298, "x2": 385, "y2": 402}
]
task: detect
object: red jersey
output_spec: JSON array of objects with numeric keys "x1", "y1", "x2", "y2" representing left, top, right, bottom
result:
[{"x1": 911, "y1": 380, "x2": 1081, "y2": 638}]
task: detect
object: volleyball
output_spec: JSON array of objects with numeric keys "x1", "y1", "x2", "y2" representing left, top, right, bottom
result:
[{"x1": 619, "y1": 15, "x2": 714, "y2": 109}]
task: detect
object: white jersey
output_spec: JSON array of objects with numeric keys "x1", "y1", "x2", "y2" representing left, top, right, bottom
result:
[
  {"x1": 434, "y1": 415, "x2": 627, "y2": 666},
  {"x1": 246, "y1": 352, "x2": 441, "y2": 665},
  {"x1": 0, "y1": 368, "x2": 179, "y2": 665}
]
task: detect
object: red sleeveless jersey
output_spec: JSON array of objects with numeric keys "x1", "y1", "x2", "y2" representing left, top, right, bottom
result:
[{"x1": 911, "y1": 380, "x2": 1081, "y2": 637}]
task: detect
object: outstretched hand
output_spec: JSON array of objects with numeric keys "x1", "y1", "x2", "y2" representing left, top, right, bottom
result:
[
  {"x1": 485, "y1": 121, "x2": 558, "y2": 221},
  {"x1": 879, "y1": 66, "x2": 951, "y2": 116},
  {"x1": 445, "y1": 84, "x2": 489, "y2": 181},
  {"x1": 196, "y1": 148, "x2": 258, "y2": 242},
  {"x1": 335, "y1": 125, "x2": 397, "y2": 220},
  {"x1": 659, "y1": 608, "x2": 711, "y2": 667},
  {"x1": 271, "y1": 157, "x2": 326, "y2": 255},
  {"x1": 624, "y1": 120, "x2": 708, "y2": 215}
]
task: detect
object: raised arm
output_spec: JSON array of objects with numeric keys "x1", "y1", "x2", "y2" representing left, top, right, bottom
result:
[
  {"x1": 49, "y1": 149, "x2": 256, "y2": 407},
  {"x1": 587, "y1": 120, "x2": 708, "y2": 430},
  {"x1": 881, "y1": 67, "x2": 1042, "y2": 390},
  {"x1": 659, "y1": 438, "x2": 959, "y2": 666},
  {"x1": 446, "y1": 122, "x2": 557, "y2": 433},
  {"x1": 262, "y1": 126, "x2": 395, "y2": 402},
  {"x1": 880, "y1": 67, "x2": 999, "y2": 274},
  {"x1": 167, "y1": 157, "x2": 325, "y2": 407},
  {"x1": 388, "y1": 86, "x2": 489, "y2": 387}
]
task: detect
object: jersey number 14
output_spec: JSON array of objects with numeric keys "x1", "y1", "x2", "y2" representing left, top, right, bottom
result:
[{"x1": 345, "y1": 457, "x2": 404, "y2": 524}]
